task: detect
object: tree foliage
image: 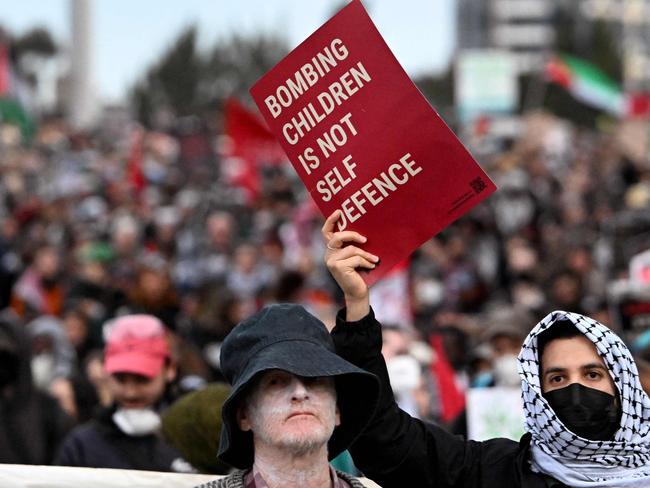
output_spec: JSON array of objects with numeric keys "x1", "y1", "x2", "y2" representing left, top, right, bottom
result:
[
  {"x1": 156, "y1": 27, "x2": 202, "y2": 115},
  {"x1": 415, "y1": 70, "x2": 455, "y2": 121},
  {"x1": 553, "y1": 10, "x2": 621, "y2": 84},
  {"x1": 131, "y1": 26, "x2": 202, "y2": 125},
  {"x1": 201, "y1": 34, "x2": 288, "y2": 103},
  {"x1": 0, "y1": 24, "x2": 57, "y2": 77},
  {"x1": 13, "y1": 27, "x2": 58, "y2": 58},
  {"x1": 131, "y1": 26, "x2": 288, "y2": 127}
]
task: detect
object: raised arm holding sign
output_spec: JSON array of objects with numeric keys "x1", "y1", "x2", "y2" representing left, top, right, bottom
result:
[
  {"x1": 250, "y1": 0, "x2": 495, "y2": 285},
  {"x1": 323, "y1": 220, "x2": 650, "y2": 488},
  {"x1": 247, "y1": 1, "x2": 650, "y2": 486}
]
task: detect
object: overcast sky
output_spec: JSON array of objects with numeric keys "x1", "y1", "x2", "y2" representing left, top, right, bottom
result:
[{"x1": 0, "y1": 0, "x2": 455, "y2": 103}]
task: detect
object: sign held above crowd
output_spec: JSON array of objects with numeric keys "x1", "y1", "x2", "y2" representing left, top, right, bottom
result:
[{"x1": 250, "y1": 0, "x2": 496, "y2": 285}]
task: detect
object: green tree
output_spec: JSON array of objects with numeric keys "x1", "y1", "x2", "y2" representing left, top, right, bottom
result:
[
  {"x1": 131, "y1": 26, "x2": 202, "y2": 124},
  {"x1": 13, "y1": 27, "x2": 57, "y2": 58},
  {"x1": 131, "y1": 26, "x2": 288, "y2": 126},
  {"x1": 156, "y1": 27, "x2": 201, "y2": 114},
  {"x1": 414, "y1": 69, "x2": 455, "y2": 122},
  {"x1": 201, "y1": 34, "x2": 288, "y2": 105},
  {"x1": 587, "y1": 20, "x2": 622, "y2": 84}
]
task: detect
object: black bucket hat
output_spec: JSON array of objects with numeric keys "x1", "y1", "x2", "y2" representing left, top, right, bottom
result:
[{"x1": 217, "y1": 303, "x2": 380, "y2": 469}]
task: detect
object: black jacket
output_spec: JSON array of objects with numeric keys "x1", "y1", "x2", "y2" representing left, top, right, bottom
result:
[
  {"x1": 56, "y1": 405, "x2": 190, "y2": 472},
  {"x1": 331, "y1": 309, "x2": 564, "y2": 488},
  {"x1": 0, "y1": 312, "x2": 71, "y2": 465}
]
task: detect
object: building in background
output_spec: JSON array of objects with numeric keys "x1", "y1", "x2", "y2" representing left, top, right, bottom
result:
[
  {"x1": 490, "y1": 0, "x2": 556, "y2": 74},
  {"x1": 456, "y1": 0, "x2": 490, "y2": 50},
  {"x1": 457, "y1": 0, "x2": 650, "y2": 89},
  {"x1": 456, "y1": 0, "x2": 556, "y2": 75}
]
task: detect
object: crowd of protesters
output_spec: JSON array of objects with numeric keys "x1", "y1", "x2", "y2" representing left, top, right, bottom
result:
[{"x1": 0, "y1": 107, "x2": 649, "y2": 471}]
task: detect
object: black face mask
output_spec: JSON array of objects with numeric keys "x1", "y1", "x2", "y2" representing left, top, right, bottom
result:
[{"x1": 544, "y1": 383, "x2": 621, "y2": 441}]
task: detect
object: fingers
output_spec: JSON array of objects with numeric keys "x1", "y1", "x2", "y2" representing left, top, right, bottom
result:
[
  {"x1": 321, "y1": 210, "x2": 368, "y2": 251},
  {"x1": 329, "y1": 254, "x2": 378, "y2": 273},
  {"x1": 325, "y1": 245, "x2": 380, "y2": 278},
  {"x1": 327, "y1": 231, "x2": 368, "y2": 251},
  {"x1": 327, "y1": 245, "x2": 379, "y2": 264},
  {"x1": 322, "y1": 211, "x2": 366, "y2": 242},
  {"x1": 321, "y1": 210, "x2": 377, "y2": 272},
  {"x1": 321, "y1": 210, "x2": 342, "y2": 240}
]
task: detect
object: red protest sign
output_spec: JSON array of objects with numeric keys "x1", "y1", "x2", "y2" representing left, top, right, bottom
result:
[{"x1": 250, "y1": 0, "x2": 496, "y2": 285}]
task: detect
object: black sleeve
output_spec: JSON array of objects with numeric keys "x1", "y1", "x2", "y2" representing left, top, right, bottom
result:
[
  {"x1": 55, "y1": 429, "x2": 87, "y2": 467},
  {"x1": 40, "y1": 392, "x2": 74, "y2": 465},
  {"x1": 331, "y1": 308, "x2": 508, "y2": 488}
]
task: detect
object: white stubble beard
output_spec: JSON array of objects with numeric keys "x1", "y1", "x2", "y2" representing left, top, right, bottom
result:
[{"x1": 249, "y1": 402, "x2": 337, "y2": 457}]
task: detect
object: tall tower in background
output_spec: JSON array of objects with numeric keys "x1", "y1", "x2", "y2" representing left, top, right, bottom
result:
[{"x1": 69, "y1": 0, "x2": 98, "y2": 129}]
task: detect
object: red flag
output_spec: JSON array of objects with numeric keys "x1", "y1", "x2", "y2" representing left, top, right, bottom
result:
[
  {"x1": 544, "y1": 56, "x2": 572, "y2": 89},
  {"x1": 430, "y1": 334, "x2": 466, "y2": 423},
  {"x1": 0, "y1": 43, "x2": 12, "y2": 97},
  {"x1": 222, "y1": 98, "x2": 286, "y2": 203},
  {"x1": 627, "y1": 92, "x2": 650, "y2": 118},
  {"x1": 126, "y1": 127, "x2": 146, "y2": 195}
]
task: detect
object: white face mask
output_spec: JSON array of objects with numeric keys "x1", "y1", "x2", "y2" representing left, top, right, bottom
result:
[
  {"x1": 31, "y1": 354, "x2": 55, "y2": 390},
  {"x1": 112, "y1": 407, "x2": 161, "y2": 436},
  {"x1": 493, "y1": 354, "x2": 521, "y2": 388},
  {"x1": 386, "y1": 355, "x2": 421, "y2": 394}
]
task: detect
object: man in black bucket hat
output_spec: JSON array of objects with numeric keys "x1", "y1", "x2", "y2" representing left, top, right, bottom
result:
[{"x1": 195, "y1": 303, "x2": 380, "y2": 488}]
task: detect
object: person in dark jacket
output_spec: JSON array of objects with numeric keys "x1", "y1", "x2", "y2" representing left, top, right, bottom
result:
[
  {"x1": 194, "y1": 303, "x2": 380, "y2": 488},
  {"x1": 322, "y1": 210, "x2": 650, "y2": 488},
  {"x1": 55, "y1": 314, "x2": 193, "y2": 472},
  {"x1": 0, "y1": 310, "x2": 71, "y2": 464}
]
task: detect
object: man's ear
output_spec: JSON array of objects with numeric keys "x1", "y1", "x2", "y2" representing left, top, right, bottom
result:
[
  {"x1": 164, "y1": 362, "x2": 177, "y2": 383},
  {"x1": 335, "y1": 404, "x2": 341, "y2": 427},
  {"x1": 237, "y1": 404, "x2": 252, "y2": 432}
]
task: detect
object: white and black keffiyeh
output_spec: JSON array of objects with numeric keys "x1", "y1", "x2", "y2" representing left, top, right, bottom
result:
[{"x1": 518, "y1": 310, "x2": 650, "y2": 487}]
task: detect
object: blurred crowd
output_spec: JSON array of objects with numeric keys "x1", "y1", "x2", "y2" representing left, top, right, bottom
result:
[{"x1": 0, "y1": 108, "x2": 649, "y2": 470}]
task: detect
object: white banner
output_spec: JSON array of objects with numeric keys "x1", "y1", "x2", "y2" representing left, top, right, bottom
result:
[
  {"x1": 455, "y1": 50, "x2": 519, "y2": 123},
  {"x1": 0, "y1": 465, "x2": 214, "y2": 488},
  {"x1": 0, "y1": 465, "x2": 381, "y2": 488},
  {"x1": 466, "y1": 387, "x2": 526, "y2": 441}
]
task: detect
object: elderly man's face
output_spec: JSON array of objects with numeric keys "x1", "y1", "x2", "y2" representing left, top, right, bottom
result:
[{"x1": 238, "y1": 370, "x2": 340, "y2": 456}]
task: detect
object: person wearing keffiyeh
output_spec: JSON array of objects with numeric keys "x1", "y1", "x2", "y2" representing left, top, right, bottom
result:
[
  {"x1": 518, "y1": 311, "x2": 650, "y2": 486},
  {"x1": 322, "y1": 210, "x2": 650, "y2": 488}
]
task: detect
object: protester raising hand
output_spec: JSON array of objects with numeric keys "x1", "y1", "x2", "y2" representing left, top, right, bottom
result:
[
  {"x1": 323, "y1": 214, "x2": 650, "y2": 487},
  {"x1": 322, "y1": 210, "x2": 379, "y2": 321}
]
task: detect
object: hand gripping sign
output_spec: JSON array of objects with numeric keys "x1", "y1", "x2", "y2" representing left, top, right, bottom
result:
[{"x1": 250, "y1": 0, "x2": 496, "y2": 285}]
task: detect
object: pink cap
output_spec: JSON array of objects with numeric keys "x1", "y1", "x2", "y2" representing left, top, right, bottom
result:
[{"x1": 104, "y1": 315, "x2": 170, "y2": 378}]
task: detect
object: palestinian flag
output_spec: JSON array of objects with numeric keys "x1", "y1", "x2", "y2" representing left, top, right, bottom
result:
[
  {"x1": 545, "y1": 54, "x2": 625, "y2": 117},
  {"x1": 0, "y1": 42, "x2": 34, "y2": 141}
]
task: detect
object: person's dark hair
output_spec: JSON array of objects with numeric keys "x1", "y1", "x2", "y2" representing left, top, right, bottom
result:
[{"x1": 537, "y1": 318, "x2": 583, "y2": 365}]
